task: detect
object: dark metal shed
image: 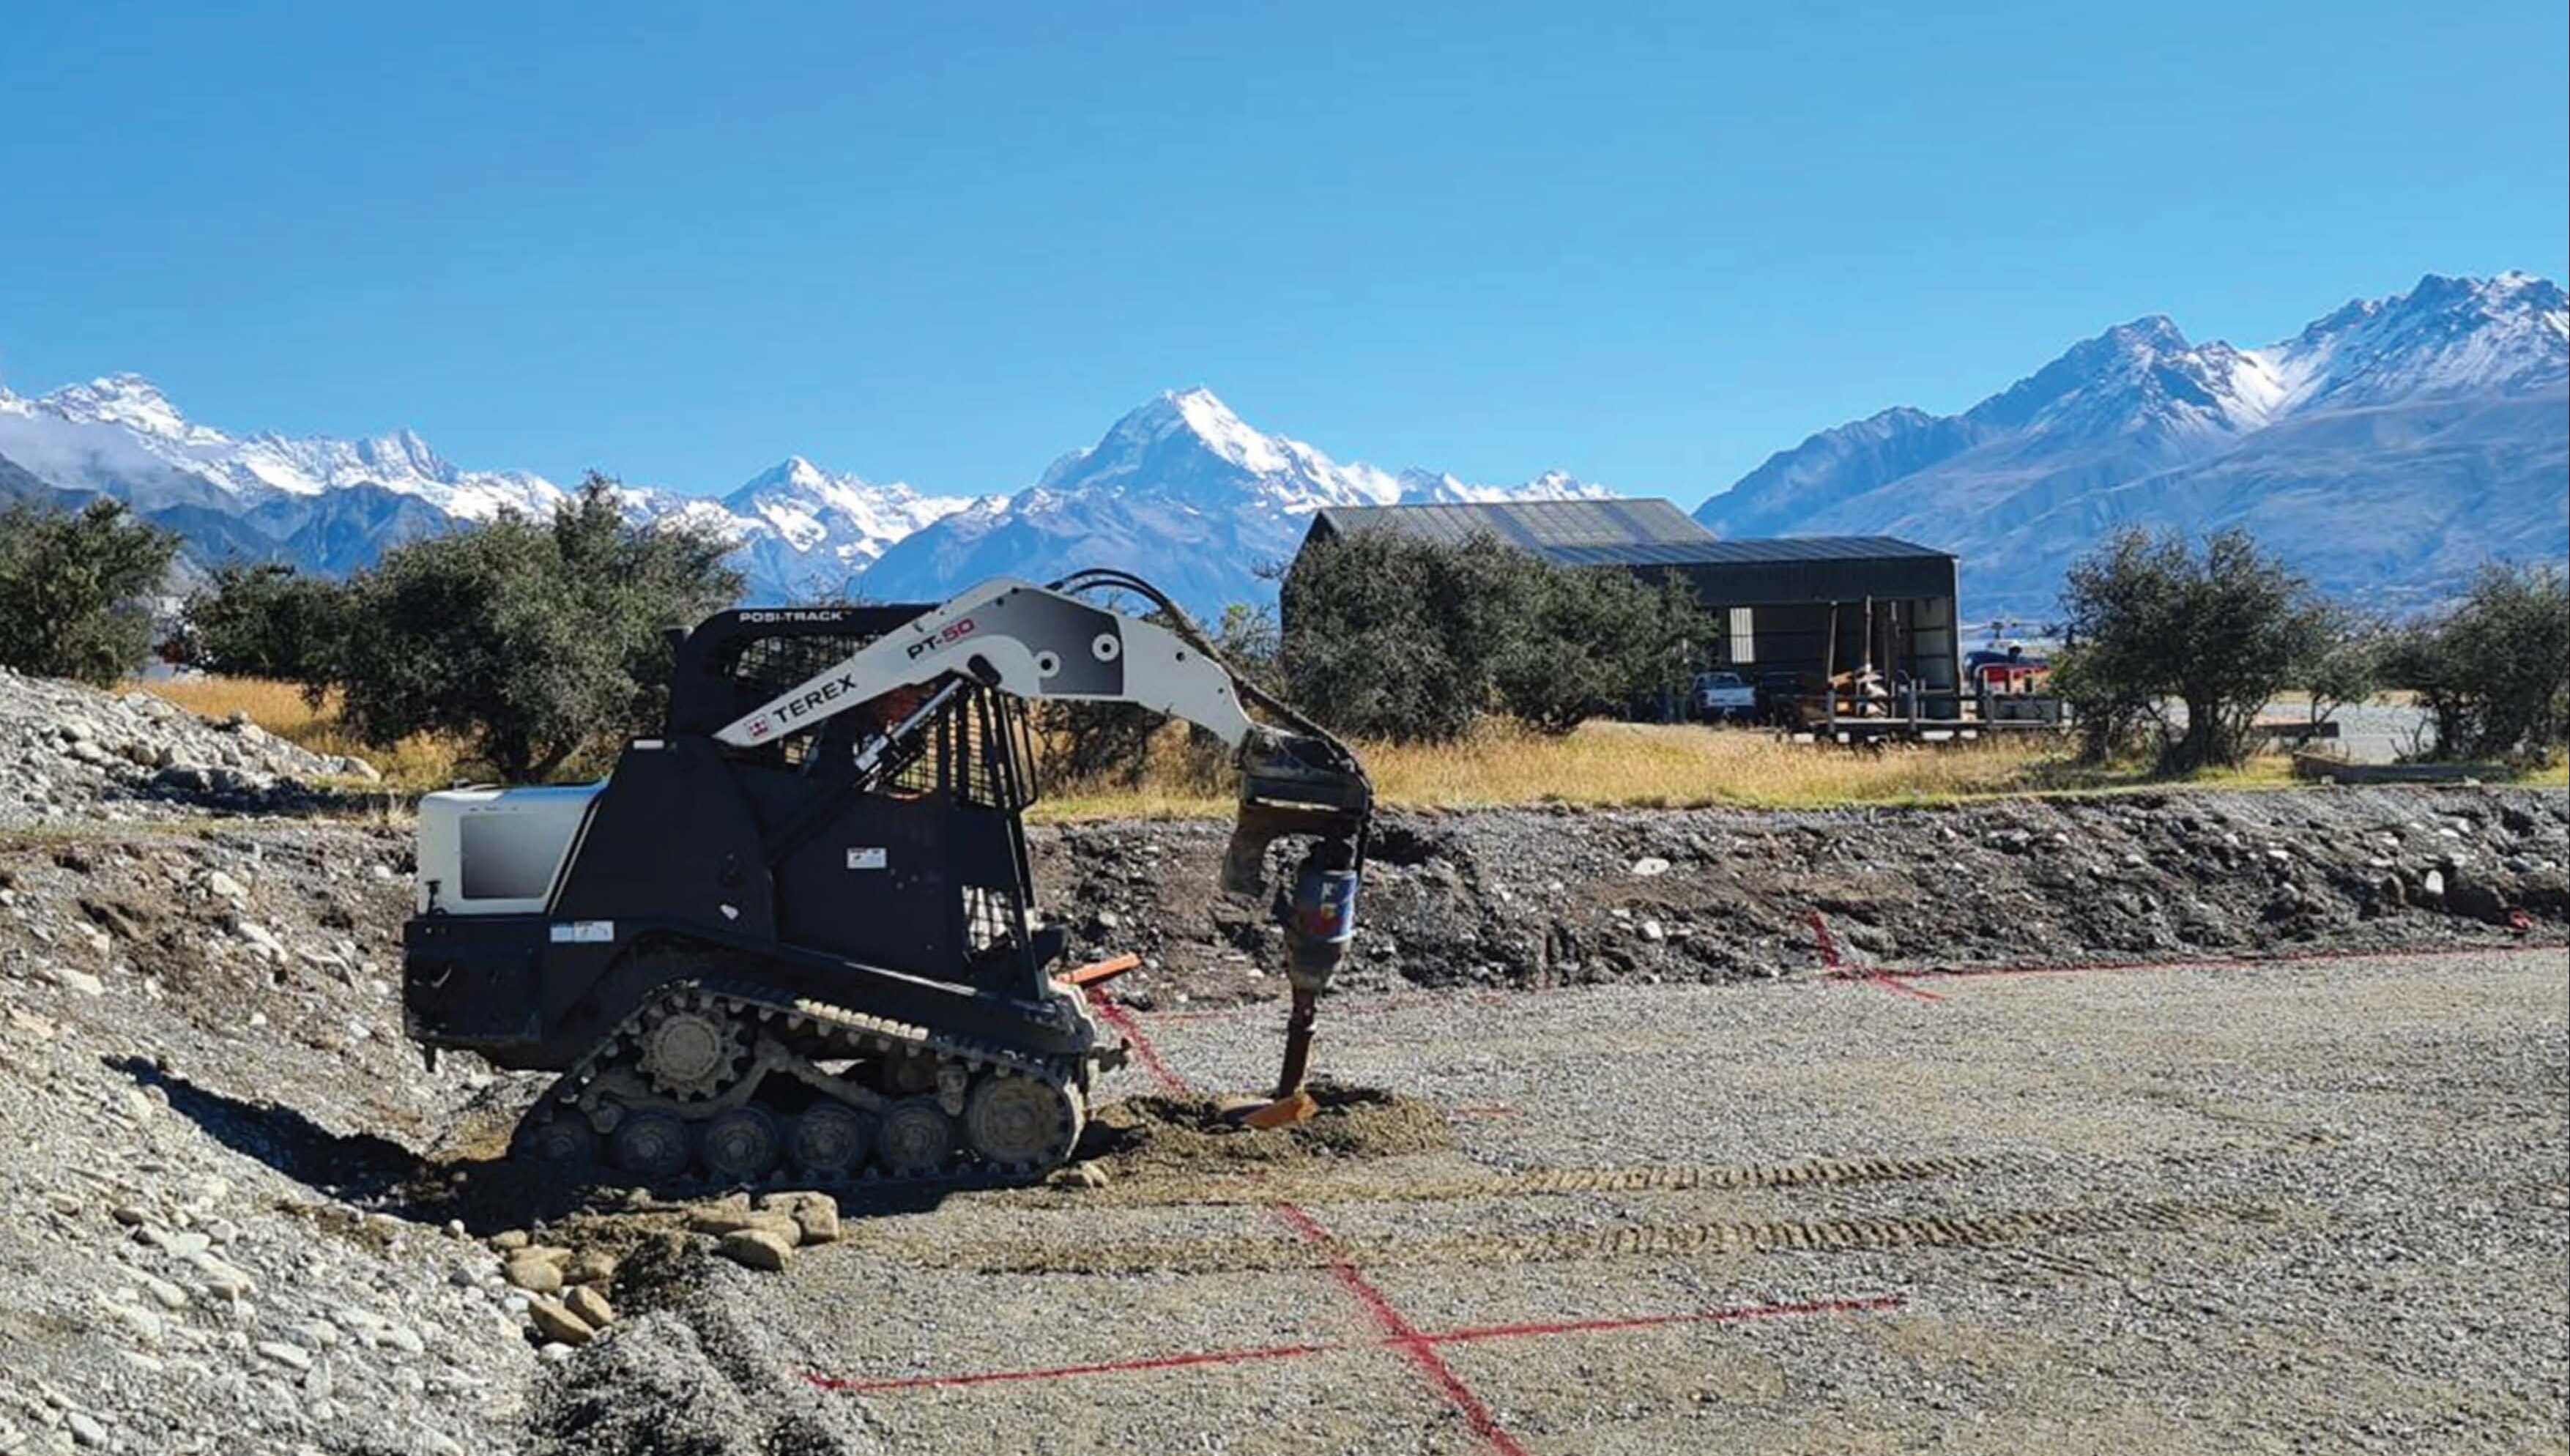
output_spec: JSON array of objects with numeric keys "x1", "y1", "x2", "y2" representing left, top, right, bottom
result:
[{"x1": 1299, "y1": 500, "x2": 1964, "y2": 710}]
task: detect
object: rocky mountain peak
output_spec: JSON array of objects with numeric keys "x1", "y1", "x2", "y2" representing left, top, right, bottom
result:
[
  {"x1": 39, "y1": 374, "x2": 219, "y2": 444},
  {"x1": 1698, "y1": 272, "x2": 2568, "y2": 614}
]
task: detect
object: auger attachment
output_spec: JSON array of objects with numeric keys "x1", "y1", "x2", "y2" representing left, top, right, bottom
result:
[{"x1": 1230, "y1": 840, "x2": 1359, "y2": 1129}]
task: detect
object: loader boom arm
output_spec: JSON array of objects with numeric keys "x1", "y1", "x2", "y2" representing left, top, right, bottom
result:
[{"x1": 715, "y1": 577, "x2": 1260, "y2": 751}]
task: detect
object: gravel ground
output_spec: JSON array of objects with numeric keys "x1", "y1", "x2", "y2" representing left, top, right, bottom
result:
[
  {"x1": 608, "y1": 945, "x2": 2568, "y2": 1455},
  {"x1": 1, "y1": 668, "x2": 2562, "y2": 1452}
]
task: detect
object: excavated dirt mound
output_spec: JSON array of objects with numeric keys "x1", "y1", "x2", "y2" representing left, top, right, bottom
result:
[
  {"x1": 1032, "y1": 786, "x2": 2570, "y2": 1008},
  {"x1": 1077, "y1": 1084, "x2": 1456, "y2": 1180}
]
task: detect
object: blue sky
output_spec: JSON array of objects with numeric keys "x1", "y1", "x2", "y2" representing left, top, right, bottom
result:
[{"x1": 4, "y1": 1, "x2": 2563, "y2": 506}]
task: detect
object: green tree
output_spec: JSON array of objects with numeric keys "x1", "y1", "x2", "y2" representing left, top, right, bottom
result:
[
  {"x1": 177, "y1": 562, "x2": 351, "y2": 680},
  {"x1": 1280, "y1": 530, "x2": 1707, "y2": 741},
  {"x1": 2294, "y1": 603, "x2": 2385, "y2": 729},
  {"x1": 1209, "y1": 601, "x2": 1282, "y2": 695},
  {"x1": 325, "y1": 475, "x2": 741, "y2": 780},
  {"x1": 2380, "y1": 562, "x2": 2570, "y2": 762},
  {"x1": 0, "y1": 498, "x2": 181, "y2": 686},
  {"x1": 2054, "y1": 527, "x2": 2332, "y2": 773},
  {"x1": 1490, "y1": 571, "x2": 1705, "y2": 732}
]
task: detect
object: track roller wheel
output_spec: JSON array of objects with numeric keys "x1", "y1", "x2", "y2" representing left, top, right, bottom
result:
[
  {"x1": 878, "y1": 1096, "x2": 954, "y2": 1175},
  {"x1": 516, "y1": 1115, "x2": 598, "y2": 1169},
  {"x1": 700, "y1": 1107, "x2": 783, "y2": 1182},
  {"x1": 964, "y1": 1070, "x2": 1085, "y2": 1172},
  {"x1": 611, "y1": 1110, "x2": 692, "y2": 1180},
  {"x1": 790, "y1": 1104, "x2": 876, "y2": 1178}
]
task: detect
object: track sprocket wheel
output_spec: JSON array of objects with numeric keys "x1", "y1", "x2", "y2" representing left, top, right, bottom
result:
[
  {"x1": 963, "y1": 1070, "x2": 1085, "y2": 1171},
  {"x1": 636, "y1": 1004, "x2": 746, "y2": 1100},
  {"x1": 611, "y1": 1110, "x2": 693, "y2": 1180},
  {"x1": 700, "y1": 1106, "x2": 783, "y2": 1182},
  {"x1": 790, "y1": 1104, "x2": 876, "y2": 1178},
  {"x1": 878, "y1": 1096, "x2": 955, "y2": 1176}
]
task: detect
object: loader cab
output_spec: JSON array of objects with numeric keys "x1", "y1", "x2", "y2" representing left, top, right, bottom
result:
[{"x1": 557, "y1": 606, "x2": 1055, "y2": 988}]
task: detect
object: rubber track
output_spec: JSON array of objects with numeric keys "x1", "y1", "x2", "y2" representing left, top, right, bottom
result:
[
  {"x1": 1009, "y1": 1152, "x2": 1994, "y2": 1208},
  {"x1": 932, "y1": 1199, "x2": 2281, "y2": 1276},
  {"x1": 519, "y1": 976, "x2": 1088, "y2": 1194}
]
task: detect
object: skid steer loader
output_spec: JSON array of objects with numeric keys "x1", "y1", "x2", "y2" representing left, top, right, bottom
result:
[{"x1": 400, "y1": 570, "x2": 1369, "y2": 1186}]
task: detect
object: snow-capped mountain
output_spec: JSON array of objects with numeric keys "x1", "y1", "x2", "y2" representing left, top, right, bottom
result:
[
  {"x1": 1697, "y1": 273, "x2": 2569, "y2": 612},
  {"x1": 0, "y1": 375, "x2": 982, "y2": 598},
  {"x1": 711, "y1": 458, "x2": 987, "y2": 601},
  {"x1": 2, "y1": 374, "x2": 565, "y2": 520},
  {"x1": 0, "y1": 374, "x2": 1603, "y2": 613},
  {"x1": 859, "y1": 387, "x2": 1608, "y2": 615}
]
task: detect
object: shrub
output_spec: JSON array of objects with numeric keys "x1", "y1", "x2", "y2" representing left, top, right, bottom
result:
[
  {"x1": 324, "y1": 475, "x2": 741, "y2": 781},
  {"x1": 2380, "y1": 562, "x2": 2570, "y2": 762},
  {"x1": 2294, "y1": 603, "x2": 2386, "y2": 728},
  {"x1": 0, "y1": 498, "x2": 181, "y2": 686},
  {"x1": 2054, "y1": 527, "x2": 2333, "y2": 773},
  {"x1": 1279, "y1": 531, "x2": 1706, "y2": 742},
  {"x1": 177, "y1": 562, "x2": 351, "y2": 680}
]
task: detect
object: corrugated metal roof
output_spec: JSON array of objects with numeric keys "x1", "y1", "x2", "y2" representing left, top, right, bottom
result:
[
  {"x1": 1310, "y1": 499, "x2": 1950, "y2": 567},
  {"x1": 1606, "y1": 534, "x2": 1953, "y2": 565},
  {"x1": 1312, "y1": 498, "x2": 1714, "y2": 552}
]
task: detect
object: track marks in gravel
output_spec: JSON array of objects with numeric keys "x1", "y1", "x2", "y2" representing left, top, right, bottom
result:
[
  {"x1": 1011, "y1": 1151, "x2": 1996, "y2": 1208},
  {"x1": 924, "y1": 1199, "x2": 2281, "y2": 1276}
]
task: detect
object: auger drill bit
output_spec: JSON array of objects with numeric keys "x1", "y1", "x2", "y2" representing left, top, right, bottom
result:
[
  {"x1": 1233, "y1": 839, "x2": 1358, "y2": 1129},
  {"x1": 1238, "y1": 987, "x2": 1321, "y2": 1129}
]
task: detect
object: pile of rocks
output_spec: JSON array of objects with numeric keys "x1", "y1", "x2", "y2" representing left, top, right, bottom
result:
[
  {"x1": 0, "y1": 1039, "x2": 540, "y2": 1455},
  {"x1": 690, "y1": 1191, "x2": 844, "y2": 1271},
  {"x1": 0, "y1": 667, "x2": 379, "y2": 827},
  {"x1": 455, "y1": 1191, "x2": 846, "y2": 1366},
  {"x1": 491, "y1": 1232, "x2": 626, "y2": 1354}
]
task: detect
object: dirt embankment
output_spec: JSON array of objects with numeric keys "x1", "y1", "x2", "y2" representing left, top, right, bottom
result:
[{"x1": 1034, "y1": 785, "x2": 2570, "y2": 1007}]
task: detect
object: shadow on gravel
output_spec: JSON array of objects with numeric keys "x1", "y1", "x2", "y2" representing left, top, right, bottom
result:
[
  {"x1": 109, "y1": 1055, "x2": 420, "y2": 1199},
  {"x1": 105, "y1": 1055, "x2": 593, "y2": 1232},
  {"x1": 106, "y1": 1057, "x2": 1453, "y2": 1252},
  {"x1": 103, "y1": 1055, "x2": 975, "y2": 1236}
]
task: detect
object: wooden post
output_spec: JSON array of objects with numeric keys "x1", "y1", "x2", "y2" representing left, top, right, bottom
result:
[
  {"x1": 1860, "y1": 595, "x2": 1875, "y2": 721},
  {"x1": 1821, "y1": 601, "x2": 1838, "y2": 730}
]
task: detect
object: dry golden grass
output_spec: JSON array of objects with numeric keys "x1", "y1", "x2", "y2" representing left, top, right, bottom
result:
[
  {"x1": 1028, "y1": 719, "x2": 2255, "y2": 821},
  {"x1": 125, "y1": 676, "x2": 467, "y2": 790},
  {"x1": 138, "y1": 679, "x2": 2509, "y2": 815}
]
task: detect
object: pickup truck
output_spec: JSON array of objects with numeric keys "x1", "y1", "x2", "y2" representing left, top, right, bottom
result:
[{"x1": 1691, "y1": 670, "x2": 1758, "y2": 723}]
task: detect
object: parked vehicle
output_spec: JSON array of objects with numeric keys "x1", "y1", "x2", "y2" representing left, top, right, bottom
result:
[{"x1": 1691, "y1": 669, "x2": 1758, "y2": 722}]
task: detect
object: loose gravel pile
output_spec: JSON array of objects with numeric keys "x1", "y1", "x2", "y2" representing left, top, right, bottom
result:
[
  {"x1": 1034, "y1": 786, "x2": 2569, "y2": 1006},
  {"x1": 0, "y1": 823, "x2": 547, "y2": 1455},
  {"x1": 0, "y1": 666, "x2": 379, "y2": 828},
  {"x1": 1082, "y1": 1086, "x2": 1457, "y2": 1180}
]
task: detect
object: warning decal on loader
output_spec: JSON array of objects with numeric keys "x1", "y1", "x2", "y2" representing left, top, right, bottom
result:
[
  {"x1": 847, "y1": 847, "x2": 888, "y2": 870},
  {"x1": 549, "y1": 921, "x2": 615, "y2": 943}
]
